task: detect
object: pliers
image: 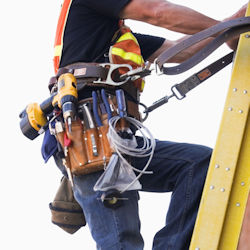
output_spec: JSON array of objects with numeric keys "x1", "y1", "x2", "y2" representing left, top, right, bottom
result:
[{"x1": 92, "y1": 89, "x2": 112, "y2": 126}]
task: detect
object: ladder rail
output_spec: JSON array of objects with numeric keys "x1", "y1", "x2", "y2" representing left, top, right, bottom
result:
[{"x1": 189, "y1": 3, "x2": 250, "y2": 249}]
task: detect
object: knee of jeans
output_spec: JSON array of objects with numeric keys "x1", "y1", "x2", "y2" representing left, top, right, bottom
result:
[
  {"x1": 191, "y1": 145, "x2": 212, "y2": 180},
  {"x1": 189, "y1": 144, "x2": 212, "y2": 164},
  {"x1": 199, "y1": 145, "x2": 212, "y2": 164}
]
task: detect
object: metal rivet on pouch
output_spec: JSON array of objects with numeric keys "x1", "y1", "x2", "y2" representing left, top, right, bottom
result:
[
  {"x1": 226, "y1": 168, "x2": 230, "y2": 171},
  {"x1": 236, "y1": 203, "x2": 240, "y2": 207},
  {"x1": 233, "y1": 88, "x2": 237, "y2": 92},
  {"x1": 228, "y1": 107, "x2": 233, "y2": 111},
  {"x1": 241, "y1": 182, "x2": 245, "y2": 186},
  {"x1": 220, "y1": 188, "x2": 225, "y2": 192},
  {"x1": 210, "y1": 185, "x2": 215, "y2": 190}
]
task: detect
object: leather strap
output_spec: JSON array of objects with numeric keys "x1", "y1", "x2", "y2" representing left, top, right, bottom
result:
[
  {"x1": 49, "y1": 62, "x2": 140, "y2": 102},
  {"x1": 49, "y1": 63, "x2": 108, "y2": 90},
  {"x1": 156, "y1": 17, "x2": 250, "y2": 75}
]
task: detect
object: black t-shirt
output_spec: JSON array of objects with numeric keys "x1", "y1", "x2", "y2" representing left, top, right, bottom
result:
[{"x1": 60, "y1": 0, "x2": 165, "y2": 67}]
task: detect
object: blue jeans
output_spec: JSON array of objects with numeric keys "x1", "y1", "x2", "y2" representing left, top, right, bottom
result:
[{"x1": 56, "y1": 137, "x2": 212, "y2": 250}]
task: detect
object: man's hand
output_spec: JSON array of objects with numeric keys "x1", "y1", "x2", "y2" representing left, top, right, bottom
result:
[{"x1": 223, "y1": 4, "x2": 247, "y2": 50}]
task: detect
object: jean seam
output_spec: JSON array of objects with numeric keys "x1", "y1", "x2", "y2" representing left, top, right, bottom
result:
[
  {"x1": 168, "y1": 163, "x2": 194, "y2": 250},
  {"x1": 112, "y1": 209, "x2": 123, "y2": 250}
]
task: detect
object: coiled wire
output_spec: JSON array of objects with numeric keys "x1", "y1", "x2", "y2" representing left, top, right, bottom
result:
[{"x1": 108, "y1": 116, "x2": 156, "y2": 193}]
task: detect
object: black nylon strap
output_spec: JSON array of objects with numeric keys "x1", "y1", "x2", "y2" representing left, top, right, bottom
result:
[
  {"x1": 145, "y1": 52, "x2": 234, "y2": 113},
  {"x1": 172, "y1": 51, "x2": 234, "y2": 98}
]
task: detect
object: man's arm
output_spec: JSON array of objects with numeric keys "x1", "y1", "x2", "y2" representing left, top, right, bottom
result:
[
  {"x1": 120, "y1": 0, "x2": 247, "y2": 35},
  {"x1": 147, "y1": 36, "x2": 214, "y2": 63},
  {"x1": 120, "y1": 0, "x2": 247, "y2": 62},
  {"x1": 119, "y1": 0, "x2": 219, "y2": 35}
]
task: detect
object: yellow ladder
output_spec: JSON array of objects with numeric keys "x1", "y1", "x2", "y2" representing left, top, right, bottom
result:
[{"x1": 189, "y1": 3, "x2": 250, "y2": 250}]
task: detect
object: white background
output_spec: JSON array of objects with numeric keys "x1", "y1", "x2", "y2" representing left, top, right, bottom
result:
[{"x1": 0, "y1": 0, "x2": 248, "y2": 249}]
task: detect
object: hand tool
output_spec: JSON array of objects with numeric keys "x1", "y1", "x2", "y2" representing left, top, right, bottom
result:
[
  {"x1": 101, "y1": 89, "x2": 112, "y2": 121},
  {"x1": 115, "y1": 89, "x2": 127, "y2": 118},
  {"x1": 82, "y1": 103, "x2": 98, "y2": 156},
  {"x1": 92, "y1": 91, "x2": 103, "y2": 127}
]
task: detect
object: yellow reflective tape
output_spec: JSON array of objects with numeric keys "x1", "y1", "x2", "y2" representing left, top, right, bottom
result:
[
  {"x1": 111, "y1": 47, "x2": 144, "y2": 65},
  {"x1": 116, "y1": 32, "x2": 139, "y2": 45},
  {"x1": 54, "y1": 45, "x2": 62, "y2": 57}
]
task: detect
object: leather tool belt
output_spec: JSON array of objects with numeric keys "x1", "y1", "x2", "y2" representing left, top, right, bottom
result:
[
  {"x1": 49, "y1": 62, "x2": 140, "y2": 103},
  {"x1": 54, "y1": 95, "x2": 136, "y2": 175},
  {"x1": 50, "y1": 63, "x2": 141, "y2": 175},
  {"x1": 55, "y1": 118, "x2": 113, "y2": 176}
]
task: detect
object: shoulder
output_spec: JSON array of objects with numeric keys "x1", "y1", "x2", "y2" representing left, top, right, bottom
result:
[
  {"x1": 119, "y1": 0, "x2": 172, "y2": 21},
  {"x1": 73, "y1": 0, "x2": 132, "y2": 18}
]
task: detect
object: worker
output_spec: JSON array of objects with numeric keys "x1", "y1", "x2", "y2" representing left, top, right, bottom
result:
[{"x1": 42, "y1": 1, "x2": 247, "y2": 249}]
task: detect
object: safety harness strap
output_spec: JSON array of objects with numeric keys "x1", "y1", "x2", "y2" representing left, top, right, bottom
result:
[
  {"x1": 145, "y1": 51, "x2": 234, "y2": 114},
  {"x1": 155, "y1": 17, "x2": 250, "y2": 74},
  {"x1": 172, "y1": 51, "x2": 234, "y2": 98}
]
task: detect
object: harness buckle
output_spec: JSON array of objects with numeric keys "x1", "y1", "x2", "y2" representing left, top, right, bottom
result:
[
  {"x1": 171, "y1": 85, "x2": 186, "y2": 100},
  {"x1": 154, "y1": 59, "x2": 164, "y2": 76},
  {"x1": 94, "y1": 63, "x2": 132, "y2": 86}
]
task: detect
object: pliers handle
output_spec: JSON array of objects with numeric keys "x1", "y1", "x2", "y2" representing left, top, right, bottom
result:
[
  {"x1": 92, "y1": 91, "x2": 103, "y2": 127},
  {"x1": 101, "y1": 89, "x2": 112, "y2": 121}
]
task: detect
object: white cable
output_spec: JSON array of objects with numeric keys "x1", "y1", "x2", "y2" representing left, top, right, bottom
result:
[{"x1": 108, "y1": 116, "x2": 156, "y2": 193}]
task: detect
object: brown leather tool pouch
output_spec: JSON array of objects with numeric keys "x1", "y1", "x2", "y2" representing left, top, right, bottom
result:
[
  {"x1": 56, "y1": 119, "x2": 113, "y2": 176},
  {"x1": 49, "y1": 176, "x2": 86, "y2": 234}
]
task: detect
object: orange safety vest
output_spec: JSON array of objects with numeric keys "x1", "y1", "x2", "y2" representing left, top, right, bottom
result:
[
  {"x1": 109, "y1": 25, "x2": 145, "y2": 92},
  {"x1": 53, "y1": 0, "x2": 73, "y2": 74},
  {"x1": 53, "y1": 1, "x2": 145, "y2": 91}
]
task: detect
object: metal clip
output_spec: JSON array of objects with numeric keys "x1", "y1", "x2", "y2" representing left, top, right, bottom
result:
[
  {"x1": 154, "y1": 59, "x2": 164, "y2": 76},
  {"x1": 48, "y1": 115, "x2": 58, "y2": 135},
  {"x1": 94, "y1": 63, "x2": 132, "y2": 86},
  {"x1": 171, "y1": 85, "x2": 186, "y2": 100}
]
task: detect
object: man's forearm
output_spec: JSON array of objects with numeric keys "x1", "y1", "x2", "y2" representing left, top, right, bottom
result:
[
  {"x1": 120, "y1": 0, "x2": 219, "y2": 35},
  {"x1": 147, "y1": 36, "x2": 214, "y2": 63},
  {"x1": 149, "y1": 1, "x2": 219, "y2": 34}
]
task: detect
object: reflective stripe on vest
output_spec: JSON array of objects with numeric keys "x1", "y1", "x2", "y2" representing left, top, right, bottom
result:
[
  {"x1": 110, "y1": 27, "x2": 145, "y2": 92},
  {"x1": 53, "y1": 0, "x2": 73, "y2": 74},
  {"x1": 111, "y1": 47, "x2": 144, "y2": 65}
]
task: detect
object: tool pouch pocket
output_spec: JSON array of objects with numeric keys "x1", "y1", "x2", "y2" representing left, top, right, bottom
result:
[
  {"x1": 49, "y1": 176, "x2": 86, "y2": 234},
  {"x1": 56, "y1": 119, "x2": 113, "y2": 176}
]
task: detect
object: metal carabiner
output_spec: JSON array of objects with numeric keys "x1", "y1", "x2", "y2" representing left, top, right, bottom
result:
[
  {"x1": 120, "y1": 62, "x2": 153, "y2": 81},
  {"x1": 93, "y1": 63, "x2": 132, "y2": 86}
]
